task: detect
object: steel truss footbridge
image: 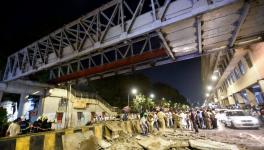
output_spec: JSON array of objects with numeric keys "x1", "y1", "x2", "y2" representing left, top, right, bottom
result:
[{"x1": 3, "y1": 0, "x2": 264, "y2": 83}]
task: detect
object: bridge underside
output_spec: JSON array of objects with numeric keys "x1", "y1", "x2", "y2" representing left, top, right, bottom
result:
[{"x1": 3, "y1": 0, "x2": 264, "y2": 83}]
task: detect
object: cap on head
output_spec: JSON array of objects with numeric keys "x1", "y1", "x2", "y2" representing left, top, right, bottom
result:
[
  {"x1": 37, "y1": 116, "x2": 42, "y2": 121},
  {"x1": 42, "y1": 116, "x2": 48, "y2": 121}
]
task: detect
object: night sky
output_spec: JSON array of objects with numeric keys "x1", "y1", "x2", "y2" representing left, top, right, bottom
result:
[
  {"x1": 0, "y1": 0, "x2": 204, "y2": 105},
  {"x1": 139, "y1": 57, "x2": 204, "y2": 105}
]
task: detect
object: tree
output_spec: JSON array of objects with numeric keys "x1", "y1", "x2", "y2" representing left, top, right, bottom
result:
[
  {"x1": 76, "y1": 73, "x2": 188, "y2": 108},
  {"x1": 132, "y1": 94, "x2": 154, "y2": 112},
  {"x1": 0, "y1": 107, "x2": 8, "y2": 137},
  {"x1": 152, "y1": 82, "x2": 188, "y2": 105}
]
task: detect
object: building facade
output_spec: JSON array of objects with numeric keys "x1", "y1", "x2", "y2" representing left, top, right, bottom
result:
[
  {"x1": 0, "y1": 80, "x2": 117, "y2": 128},
  {"x1": 202, "y1": 42, "x2": 264, "y2": 108}
]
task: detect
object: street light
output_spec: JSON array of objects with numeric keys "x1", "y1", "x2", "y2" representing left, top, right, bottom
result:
[
  {"x1": 128, "y1": 88, "x2": 138, "y2": 107},
  {"x1": 211, "y1": 75, "x2": 218, "y2": 81},
  {"x1": 150, "y1": 93, "x2": 155, "y2": 99},
  {"x1": 205, "y1": 93, "x2": 210, "y2": 97},
  {"x1": 207, "y1": 85, "x2": 212, "y2": 91},
  {"x1": 131, "y1": 88, "x2": 138, "y2": 95}
]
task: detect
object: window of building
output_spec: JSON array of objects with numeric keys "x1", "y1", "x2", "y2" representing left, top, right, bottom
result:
[
  {"x1": 238, "y1": 61, "x2": 246, "y2": 75},
  {"x1": 231, "y1": 71, "x2": 236, "y2": 82},
  {"x1": 226, "y1": 79, "x2": 230, "y2": 87},
  {"x1": 229, "y1": 75, "x2": 233, "y2": 84},
  {"x1": 244, "y1": 53, "x2": 253, "y2": 68},
  {"x1": 77, "y1": 112, "x2": 84, "y2": 121},
  {"x1": 227, "y1": 49, "x2": 234, "y2": 59},
  {"x1": 234, "y1": 67, "x2": 241, "y2": 79},
  {"x1": 224, "y1": 80, "x2": 228, "y2": 89}
]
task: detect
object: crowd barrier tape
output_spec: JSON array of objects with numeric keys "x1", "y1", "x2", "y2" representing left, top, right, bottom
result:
[{"x1": 0, "y1": 120, "x2": 140, "y2": 150}]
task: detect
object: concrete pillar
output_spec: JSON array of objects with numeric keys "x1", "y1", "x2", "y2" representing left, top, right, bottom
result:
[
  {"x1": 245, "y1": 89, "x2": 257, "y2": 106},
  {"x1": 38, "y1": 96, "x2": 44, "y2": 117},
  {"x1": 0, "y1": 91, "x2": 3, "y2": 103},
  {"x1": 234, "y1": 93, "x2": 245, "y2": 108},
  {"x1": 259, "y1": 80, "x2": 264, "y2": 93},
  {"x1": 18, "y1": 93, "x2": 27, "y2": 117},
  {"x1": 225, "y1": 98, "x2": 230, "y2": 106},
  {"x1": 228, "y1": 95, "x2": 236, "y2": 105}
]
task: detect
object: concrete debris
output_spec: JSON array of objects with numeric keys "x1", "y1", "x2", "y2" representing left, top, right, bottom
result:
[
  {"x1": 99, "y1": 140, "x2": 111, "y2": 149},
  {"x1": 104, "y1": 122, "x2": 123, "y2": 140},
  {"x1": 102, "y1": 128, "x2": 244, "y2": 150},
  {"x1": 189, "y1": 139, "x2": 239, "y2": 150},
  {"x1": 62, "y1": 131, "x2": 98, "y2": 150},
  {"x1": 135, "y1": 135, "x2": 142, "y2": 140},
  {"x1": 137, "y1": 136, "x2": 171, "y2": 150},
  {"x1": 170, "y1": 139, "x2": 189, "y2": 148}
]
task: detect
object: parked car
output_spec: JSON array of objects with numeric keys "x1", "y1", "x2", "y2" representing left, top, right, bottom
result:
[{"x1": 224, "y1": 110, "x2": 260, "y2": 129}]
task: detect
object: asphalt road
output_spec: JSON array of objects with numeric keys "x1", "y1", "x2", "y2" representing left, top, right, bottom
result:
[{"x1": 199, "y1": 121, "x2": 264, "y2": 150}]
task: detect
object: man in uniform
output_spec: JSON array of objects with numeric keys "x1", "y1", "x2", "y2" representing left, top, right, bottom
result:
[{"x1": 157, "y1": 109, "x2": 166, "y2": 131}]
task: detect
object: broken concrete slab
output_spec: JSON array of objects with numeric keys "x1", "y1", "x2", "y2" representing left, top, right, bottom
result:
[
  {"x1": 137, "y1": 136, "x2": 171, "y2": 150},
  {"x1": 104, "y1": 121, "x2": 123, "y2": 140},
  {"x1": 62, "y1": 131, "x2": 98, "y2": 150},
  {"x1": 99, "y1": 140, "x2": 111, "y2": 149},
  {"x1": 170, "y1": 139, "x2": 189, "y2": 148},
  {"x1": 189, "y1": 139, "x2": 239, "y2": 150}
]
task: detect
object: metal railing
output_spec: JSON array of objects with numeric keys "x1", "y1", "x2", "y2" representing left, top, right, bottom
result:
[{"x1": 70, "y1": 88, "x2": 119, "y2": 113}]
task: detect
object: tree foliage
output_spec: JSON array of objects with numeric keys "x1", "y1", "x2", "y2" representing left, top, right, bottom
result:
[
  {"x1": 78, "y1": 73, "x2": 188, "y2": 108},
  {"x1": 132, "y1": 94, "x2": 155, "y2": 112}
]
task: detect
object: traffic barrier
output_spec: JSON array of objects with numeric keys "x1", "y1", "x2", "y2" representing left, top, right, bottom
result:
[
  {"x1": 0, "y1": 120, "x2": 140, "y2": 150},
  {"x1": 0, "y1": 126, "x2": 93, "y2": 150}
]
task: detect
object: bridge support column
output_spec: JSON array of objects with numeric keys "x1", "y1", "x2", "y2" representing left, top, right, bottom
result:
[
  {"x1": 228, "y1": 95, "x2": 236, "y2": 105},
  {"x1": 245, "y1": 89, "x2": 257, "y2": 106},
  {"x1": 259, "y1": 80, "x2": 264, "y2": 93},
  {"x1": 234, "y1": 93, "x2": 245, "y2": 108},
  {"x1": 0, "y1": 91, "x2": 3, "y2": 103},
  {"x1": 18, "y1": 93, "x2": 27, "y2": 117}
]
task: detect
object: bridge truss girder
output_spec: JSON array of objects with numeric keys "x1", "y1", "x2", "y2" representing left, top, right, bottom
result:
[
  {"x1": 3, "y1": 0, "x2": 238, "y2": 82},
  {"x1": 4, "y1": 0, "x2": 264, "y2": 83}
]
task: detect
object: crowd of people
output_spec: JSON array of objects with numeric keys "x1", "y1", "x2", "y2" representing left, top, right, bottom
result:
[
  {"x1": 6, "y1": 115, "x2": 53, "y2": 137},
  {"x1": 139, "y1": 107, "x2": 218, "y2": 135},
  {"x1": 4, "y1": 104, "x2": 264, "y2": 138}
]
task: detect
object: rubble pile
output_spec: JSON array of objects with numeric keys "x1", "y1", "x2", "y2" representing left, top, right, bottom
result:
[
  {"x1": 99, "y1": 128, "x2": 240, "y2": 150},
  {"x1": 59, "y1": 121, "x2": 263, "y2": 150}
]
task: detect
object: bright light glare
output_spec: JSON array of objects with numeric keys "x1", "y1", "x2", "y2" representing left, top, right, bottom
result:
[
  {"x1": 207, "y1": 86, "x2": 212, "y2": 91},
  {"x1": 49, "y1": 89, "x2": 53, "y2": 93},
  {"x1": 32, "y1": 91, "x2": 40, "y2": 95},
  {"x1": 211, "y1": 75, "x2": 218, "y2": 81},
  {"x1": 205, "y1": 93, "x2": 209, "y2": 97},
  {"x1": 131, "y1": 88, "x2": 138, "y2": 95},
  {"x1": 150, "y1": 93, "x2": 155, "y2": 98}
]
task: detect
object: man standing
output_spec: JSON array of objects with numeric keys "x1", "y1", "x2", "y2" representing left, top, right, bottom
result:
[
  {"x1": 147, "y1": 112, "x2": 154, "y2": 133},
  {"x1": 20, "y1": 116, "x2": 30, "y2": 134},
  {"x1": 190, "y1": 109, "x2": 199, "y2": 133},
  {"x1": 140, "y1": 112, "x2": 148, "y2": 135},
  {"x1": 153, "y1": 112, "x2": 159, "y2": 131},
  {"x1": 172, "y1": 111, "x2": 181, "y2": 130},
  {"x1": 168, "y1": 111, "x2": 173, "y2": 128},
  {"x1": 157, "y1": 109, "x2": 166, "y2": 131},
  {"x1": 6, "y1": 118, "x2": 21, "y2": 137}
]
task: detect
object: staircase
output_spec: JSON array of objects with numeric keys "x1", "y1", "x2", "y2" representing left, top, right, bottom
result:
[{"x1": 70, "y1": 88, "x2": 119, "y2": 116}]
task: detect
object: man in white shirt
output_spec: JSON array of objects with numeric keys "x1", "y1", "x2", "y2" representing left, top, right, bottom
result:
[{"x1": 140, "y1": 113, "x2": 148, "y2": 135}]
